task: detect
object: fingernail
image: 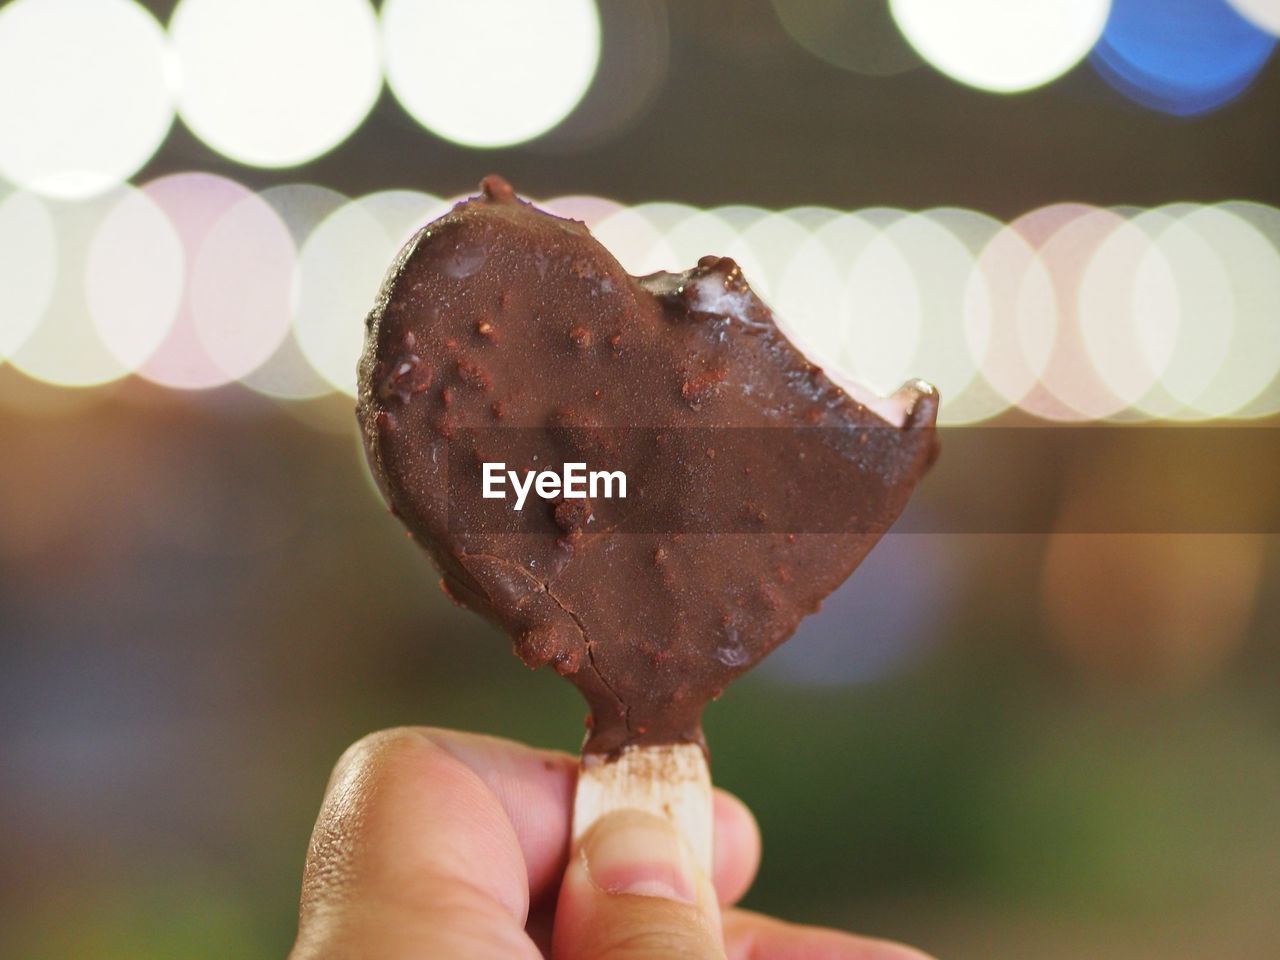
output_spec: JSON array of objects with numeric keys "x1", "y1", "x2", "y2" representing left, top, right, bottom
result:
[{"x1": 581, "y1": 810, "x2": 698, "y2": 904}]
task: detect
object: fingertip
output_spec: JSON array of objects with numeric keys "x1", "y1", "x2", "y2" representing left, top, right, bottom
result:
[
  {"x1": 322, "y1": 725, "x2": 425, "y2": 798},
  {"x1": 712, "y1": 789, "x2": 762, "y2": 905},
  {"x1": 553, "y1": 810, "x2": 724, "y2": 960},
  {"x1": 303, "y1": 727, "x2": 532, "y2": 929}
]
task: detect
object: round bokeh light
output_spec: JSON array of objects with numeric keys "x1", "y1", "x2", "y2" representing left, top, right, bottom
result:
[
  {"x1": 842, "y1": 217, "x2": 923, "y2": 397},
  {"x1": 592, "y1": 203, "x2": 689, "y2": 276},
  {"x1": 188, "y1": 190, "x2": 297, "y2": 382},
  {"x1": 295, "y1": 191, "x2": 450, "y2": 397},
  {"x1": 1228, "y1": 0, "x2": 1280, "y2": 34},
  {"x1": 1174, "y1": 206, "x2": 1280, "y2": 418},
  {"x1": 889, "y1": 0, "x2": 1111, "y2": 93},
  {"x1": 381, "y1": 0, "x2": 601, "y2": 148},
  {"x1": 240, "y1": 184, "x2": 352, "y2": 401},
  {"x1": 772, "y1": 0, "x2": 921, "y2": 77},
  {"x1": 0, "y1": 0, "x2": 175, "y2": 199},
  {"x1": 169, "y1": 0, "x2": 382, "y2": 167},
  {"x1": 1129, "y1": 205, "x2": 1236, "y2": 420},
  {"x1": 1090, "y1": 0, "x2": 1276, "y2": 116},
  {"x1": 1078, "y1": 214, "x2": 1179, "y2": 413},
  {"x1": 0, "y1": 189, "x2": 58, "y2": 362},
  {"x1": 136, "y1": 173, "x2": 261, "y2": 390},
  {"x1": 9, "y1": 190, "x2": 141, "y2": 387},
  {"x1": 88, "y1": 187, "x2": 185, "y2": 374}
]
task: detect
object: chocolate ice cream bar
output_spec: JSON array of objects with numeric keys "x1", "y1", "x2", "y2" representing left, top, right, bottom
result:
[{"x1": 358, "y1": 176, "x2": 938, "y2": 758}]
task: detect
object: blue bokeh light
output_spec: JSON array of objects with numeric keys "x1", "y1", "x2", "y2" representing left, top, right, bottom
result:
[{"x1": 1090, "y1": 0, "x2": 1277, "y2": 116}]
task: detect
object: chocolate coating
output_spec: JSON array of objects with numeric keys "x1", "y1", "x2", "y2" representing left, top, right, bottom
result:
[{"x1": 358, "y1": 177, "x2": 938, "y2": 756}]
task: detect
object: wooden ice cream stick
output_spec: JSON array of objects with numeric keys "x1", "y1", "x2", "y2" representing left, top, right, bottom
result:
[{"x1": 572, "y1": 742, "x2": 713, "y2": 873}]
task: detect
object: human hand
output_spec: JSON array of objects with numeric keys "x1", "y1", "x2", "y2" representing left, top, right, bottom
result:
[{"x1": 290, "y1": 727, "x2": 934, "y2": 959}]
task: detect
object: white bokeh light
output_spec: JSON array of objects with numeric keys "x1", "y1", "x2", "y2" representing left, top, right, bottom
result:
[
  {"x1": 170, "y1": 0, "x2": 382, "y2": 168},
  {"x1": 1130, "y1": 206, "x2": 1235, "y2": 420},
  {"x1": 664, "y1": 210, "x2": 740, "y2": 270},
  {"x1": 920, "y1": 207, "x2": 1008, "y2": 424},
  {"x1": 540, "y1": 195, "x2": 624, "y2": 230},
  {"x1": 1227, "y1": 0, "x2": 1280, "y2": 36},
  {"x1": 190, "y1": 191, "x2": 297, "y2": 381},
  {"x1": 1020, "y1": 207, "x2": 1128, "y2": 420},
  {"x1": 884, "y1": 213, "x2": 984, "y2": 413},
  {"x1": 88, "y1": 188, "x2": 185, "y2": 372},
  {"x1": 728, "y1": 210, "x2": 810, "y2": 304},
  {"x1": 1176, "y1": 206, "x2": 1280, "y2": 419},
  {"x1": 1078, "y1": 214, "x2": 1179, "y2": 412},
  {"x1": 0, "y1": 0, "x2": 175, "y2": 199},
  {"x1": 241, "y1": 184, "x2": 351, "y2": 400},
  {"x1": 889, "y1": 0, "x2": 1111, "y2": 93},
  {"x1": 842, "y1": 223, "x2": 923, "y2": 396},
  {"x1": 9, "y1": 190, "x2": 139, "y2": 387},
  {"x1": 788, "y1": 213, "x2": 882, "y2": 369},
  {"x1": 137, "y1": 172, "x2": 259, "y2": 390},
  {"x1": 592, "y1": 203, "x2": 689, "y2": 275},
  {"x1": 0, "y1": 189, "x2": 57, "y2": 361},
  {"x1": 766, "y1": 222, "x2": 845, "y2": 368},
  {"x1": 296, "y1": 191, "x2": 449, "y2": 397},
  {"x1": 968, "y1": 214, "x2": 1058, "y2": 410},
  {"x1": 1218, "y1": 201, "x2": 1280, "y2": 417},
  {"x1": 382, "y1": 0, "x2": 601, "y2": 148}
]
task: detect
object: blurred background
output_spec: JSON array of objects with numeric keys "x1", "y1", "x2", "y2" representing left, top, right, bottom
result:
[{"x1": 2, "y1": 0, "x2": 1279, "y2": 957}]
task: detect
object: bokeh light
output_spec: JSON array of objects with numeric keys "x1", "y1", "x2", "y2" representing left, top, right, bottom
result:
[
  {"x1": 664, "y1": 208, "x2": 741, "y2": 271},
  {"x1": 1218, "y1": 200, "x2": 1280, "y2": 417},
  {"x1": 189, "y1": 191, "x2": 297, "y2": 383},
  {"x1": 722, "y1": 207, "x2": 801, "y2": 302},
  {"x1": 922, "y1": 207, "x2": 1009, "y2": 424},
  {"x1": 0, "y1": 188, "x2": 57, "y2": 362},
  {"x1": 381, "y1": 0, "x2": 601, "y2": 148},
  {"x1": 295, "y1": 191, "x2": 449, "y2": 397},
  {"x1": 781, "y1": 212, "x2": 881, "y2": 373},
  {"x1": 885, "y1": 212, "x2": 985, "y2": 414},
  {"x1": 169, "y1": 0, "x2": 382, "y2": 168},
  {"x1": 0, "y1": 0, "x2": 174, "y2": 199},
  {"x1": 1020, "y1": 206, "x2": 1130, "y2": 420},
  {"x1": 771, "y1": 0, "x2": 922, "y2": 77},
  {"x1": 87, "y1": 187, "x2": 185, "y2": 374},
  {"x1": 1077, "y1": 213, "x2": 1178, "y2": 414},
  {"x1": 842, "y1": 215, "x2": 923, "y2": 396},
  {"x1": 240, "y1": 185, "x2": 352, "y2": 401},
  {"x1": 532, "y1": 0, "x2": 669, "y2": 151},
  {"x1": 1228, "y1": 0, "x2": 1280, "y2": 33},
  {"x1": 889, "y1": 0, "x2": 1111, "y2": 93},
  {"x1": 0, "y1": 171, "x2": 1277, "y2": 423},
  {"x1": 135, "y1": 173, "x2": 260, "y2": 390},
  {"x1": 1090, "y1": 0, "x2": 1277, "y2": 116},
  {"x1": 966, "y1": 208, "x2": 1064, "y2": 412},
  {"x1": 1130, "y1": 205, "x2": 1236, "y2": 419},
  {"x1": 592, "y1": 202, "x2": 689, "y2": 275},
  {"x1": 1173, "y1": 206, "x2": 1280, "y2": 417},
  {"x1": 9, "y1": 190, "x2": 139, "y2": 387},
  {"x1": 540, "y1": 194, "x2": 625, "y2": 230}
]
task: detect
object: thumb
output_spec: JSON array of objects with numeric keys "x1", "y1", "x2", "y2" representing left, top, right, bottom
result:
[{"x1": 552, "y1": 809, "x2": 725, "y2": 960}]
